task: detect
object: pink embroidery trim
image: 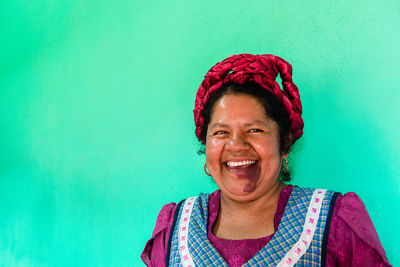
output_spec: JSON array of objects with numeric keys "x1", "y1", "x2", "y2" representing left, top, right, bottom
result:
[
  {"x1": 277, "y1": 189, "x2": 327, "y2": 267},
  {"x1": 177, "y1": 197, "x2": 197, "y2": 267}
]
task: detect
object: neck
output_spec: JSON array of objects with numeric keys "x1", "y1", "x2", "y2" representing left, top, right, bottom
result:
[
  {"x1": 220, "y1": 181, "x2": 286, "y2": 219},
  {"x1": 213, "y1": 181, "x2": 286, "y2": 239}
]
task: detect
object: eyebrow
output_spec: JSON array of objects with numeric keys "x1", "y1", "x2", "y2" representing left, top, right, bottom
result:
[
  {"x1": 208, "y1": 123, "x2": 229, "y2": 130},
  {"x1": 209, "y1": 120, "x2": 271, "y2": 130},
  {"x1": 243, "y1": 120, "x2": 271, "y2": 128}
]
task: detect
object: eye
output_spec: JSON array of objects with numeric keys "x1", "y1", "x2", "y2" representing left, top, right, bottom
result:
[
  {"x1": 249, "y1": 128, "x2": 263, "y2": 133},
  {"x1": 213, "y1": 130, "x2": 227, "y2": 136}
]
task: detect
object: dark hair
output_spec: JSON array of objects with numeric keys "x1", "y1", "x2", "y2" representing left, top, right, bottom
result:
[{"x1": 198, "y1": 82, "x2": 293, "y2": 181}]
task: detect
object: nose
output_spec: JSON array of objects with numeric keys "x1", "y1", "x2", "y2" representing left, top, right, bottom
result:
[{"x1": 226, "y1": 132, "x2": 250, "y2": 151}]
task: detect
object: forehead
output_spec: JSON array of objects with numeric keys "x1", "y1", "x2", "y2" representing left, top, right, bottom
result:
[{"x1": 209, "y1": 93, "x2": 270, "y2": 123}]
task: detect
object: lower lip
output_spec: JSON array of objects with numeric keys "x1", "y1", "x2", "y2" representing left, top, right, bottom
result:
[{"x1": 225, "y1": 161, "x2": 261, "y2": 180}]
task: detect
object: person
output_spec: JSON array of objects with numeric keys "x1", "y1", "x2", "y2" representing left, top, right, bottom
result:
[{"x1": 141, "y1": 54, "x2": 391, "y2": 266}]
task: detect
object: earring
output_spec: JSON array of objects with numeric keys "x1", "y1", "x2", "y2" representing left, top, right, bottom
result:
[
  {"x1": 283, "y1": 158, "x2": 289, "y2": 172},
  {"x1": 204, "y1": 163, "x2": 212, "y2": 176},
  {"x1": 281, "y1": 158, "x2": 291, "y2": 181}
]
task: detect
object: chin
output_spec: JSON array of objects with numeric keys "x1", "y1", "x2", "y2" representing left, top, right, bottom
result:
[{"x1": 221, "y1": 185, "x2": 261, "y2": 201}]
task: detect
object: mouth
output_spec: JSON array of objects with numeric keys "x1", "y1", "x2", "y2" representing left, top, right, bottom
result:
[
  {"x1": 223, "y1": 159, "x2": 261, "y2": 192},
  {"x1": 225, "y1": 160, "x2": 257, "y2": 169}
]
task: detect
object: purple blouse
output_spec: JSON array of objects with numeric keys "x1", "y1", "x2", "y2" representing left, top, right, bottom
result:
[{"x1": 141, "y1": 185, "x2": 391, "y2": 267}]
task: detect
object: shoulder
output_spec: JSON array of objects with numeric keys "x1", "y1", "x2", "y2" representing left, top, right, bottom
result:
[
  {"x1": 326, "y1": 192, "x2": 391, "y2": 266},
  {"x1": 141, "y1": 202, "x2": 179, "y2": 267},
  {"x1": 334, "y1": 192, "x2": 381, "y2": 250},
  {"x1": 153, "y1": 202, "x2": 179, "y2": 236},
  {"x1": 290, "y1": 185, "x2": 333, "y2": 195},
  {"x1": 141, "y1": 192, "x2": 215, "y2": 267},
  {"x1": 288, "y1": 186, "x2": 336, "y2": 203}
]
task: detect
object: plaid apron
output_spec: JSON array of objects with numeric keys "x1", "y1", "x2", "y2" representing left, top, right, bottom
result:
[{"x1": 167, "y1": 187, "x2": 337, "y2": 267}]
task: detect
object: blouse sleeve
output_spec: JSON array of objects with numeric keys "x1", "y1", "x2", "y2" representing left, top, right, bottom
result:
[
  {"x1": 326, "y1": 192, "x2": 391, "y2": 267},
  {"x1": 141, "y1": 202, "x2": 177, "y2": 267}
]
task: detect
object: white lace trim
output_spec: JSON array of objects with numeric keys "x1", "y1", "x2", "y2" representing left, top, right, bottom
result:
[
  {"x1": 277, "y1": 189, "x2": 327, "y2": 267},
  {"x1": 178, "y1": 196, "x2": 197, "y2": 267}
]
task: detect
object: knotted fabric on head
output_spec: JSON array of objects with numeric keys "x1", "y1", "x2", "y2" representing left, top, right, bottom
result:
[{"x1": 194, "y1": 53, "x2": 304, "y2": 144}]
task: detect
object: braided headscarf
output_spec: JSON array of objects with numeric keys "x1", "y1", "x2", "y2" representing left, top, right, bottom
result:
[{"x1": 194, "y1": 53, "x2": 304, "y2": 144}]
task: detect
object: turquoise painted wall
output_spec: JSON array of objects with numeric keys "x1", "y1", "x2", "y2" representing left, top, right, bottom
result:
[{"x1": 1, "y1": 0, "x2": 399, "y2": 266}]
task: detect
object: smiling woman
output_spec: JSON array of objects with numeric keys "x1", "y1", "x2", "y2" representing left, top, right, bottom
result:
[
  {"x1": 141, "y1": 54, "x2": 391, "y2": 267},
  {"x1": 206, "y1": 93, "x2": 283, "y2": 201}
]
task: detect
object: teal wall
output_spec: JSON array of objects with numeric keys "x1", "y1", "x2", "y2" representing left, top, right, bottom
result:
[{"x1": 1, "y1": 1, "x2": 399, "y2": 266}]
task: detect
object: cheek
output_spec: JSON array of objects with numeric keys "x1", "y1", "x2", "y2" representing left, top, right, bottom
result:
[
  {"x1": 256, "y1": 140, "x2": 282, "y2": 167},
  {"x1": 253, "y1": 138, "x2": 282, "y2": 163},
  {"x1": 205, "y1": 139, "x2": 225, "y2": 168}
]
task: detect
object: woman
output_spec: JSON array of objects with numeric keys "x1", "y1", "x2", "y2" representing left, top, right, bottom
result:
[{"x1": 141, "y1": 54, "x2": 391, "y2": 266}]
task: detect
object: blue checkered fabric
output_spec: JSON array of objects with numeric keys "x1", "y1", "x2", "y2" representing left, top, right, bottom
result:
[
  {"x1": 297, "y1": 188, "x2": 333, "y2": 266},
  {"x1": 168, "y1": 193, "x2": 228, "y2": 266},
  {"x1": 244, "y1": 187, "x2": 334, "y2": 266},
  {"x1": 168, "y1": 187, "x2": 334, "y2": 267}
]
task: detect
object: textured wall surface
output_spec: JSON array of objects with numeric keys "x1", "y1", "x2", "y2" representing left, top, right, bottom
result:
[{"x1": 1, "y1": 0, "x2": 399, "y2": 266}]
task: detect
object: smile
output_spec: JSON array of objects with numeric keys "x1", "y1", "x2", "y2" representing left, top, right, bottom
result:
[
  {"x1": 226, "y1": 160, "x2": 257, "y2": 168},
  {"x1": 224, "y1": 160, "x2": 260, "y2": 181}
]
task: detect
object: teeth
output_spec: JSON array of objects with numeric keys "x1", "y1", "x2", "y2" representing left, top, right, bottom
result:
[{"x1": 227, "y1": 160, "x2": 256, "y2": 167}]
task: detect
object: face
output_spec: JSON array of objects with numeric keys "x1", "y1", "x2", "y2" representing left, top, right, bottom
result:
[{"x1": 205, "y1": 93, "x2": 286, "y2": 202}]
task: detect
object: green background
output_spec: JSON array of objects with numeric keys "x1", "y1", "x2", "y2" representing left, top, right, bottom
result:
[{"x1": 1, "y1": 0, "x2": 399, "y2": 266}]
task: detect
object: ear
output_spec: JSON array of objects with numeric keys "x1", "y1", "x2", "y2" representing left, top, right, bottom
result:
[{"x1": 281, "y1": 133, "x2": 293, "y2": 156}]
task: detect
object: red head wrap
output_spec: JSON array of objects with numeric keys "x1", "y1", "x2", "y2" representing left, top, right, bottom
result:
[{"x1": 194, "y1": 53, "x2": 304, "y2": 144}]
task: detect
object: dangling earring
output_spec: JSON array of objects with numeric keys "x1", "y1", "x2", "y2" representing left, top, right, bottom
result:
[
  {"x1": 283, "y1": 158, "x2": 289, "y2": 172},
  {"x1": 281, "y1": 158, "x2": 291, "y2": 181},
  {"x1": 204, "y1": 163, "x2": 212, "y2": 176}
]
